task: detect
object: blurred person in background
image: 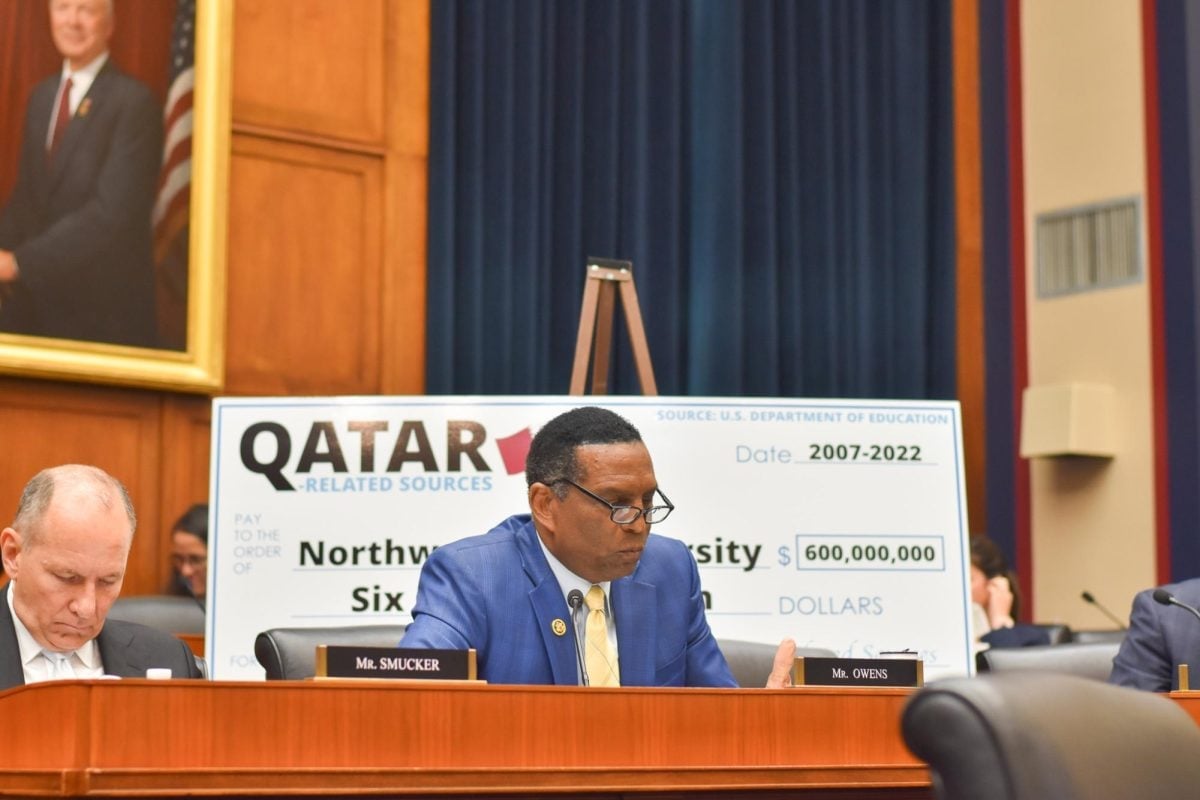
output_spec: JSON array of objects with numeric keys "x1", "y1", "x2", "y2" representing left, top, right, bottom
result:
[
  {"x1": 970, "y1": 536, "x2": 1049, "y2": 649},
  {"x1": 167, "y1": 503, "x2": 207, "y2": 605}
]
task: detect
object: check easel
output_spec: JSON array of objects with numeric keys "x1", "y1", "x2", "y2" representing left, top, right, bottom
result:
[{"x1": 569, "y1": 258, "x2": 658, "y2": 395}]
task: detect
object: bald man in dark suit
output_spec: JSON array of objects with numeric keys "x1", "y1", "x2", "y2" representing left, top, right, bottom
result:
[
  {"x1": 0, "y1": 585, "x2": 199, "y2": 689},
  {"x1": 0, "y1": 464, "x2": 200, "y2": 689},
  {"x1": 0, "y1": 0, "x2": 160, "y2": 347}
]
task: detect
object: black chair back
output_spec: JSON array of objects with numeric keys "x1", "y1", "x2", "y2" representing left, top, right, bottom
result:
[
  {"x1": 108, "y1": 594, "x2": 205, "y2": 635},
  {"x1": 255, "y1": 624, "x2": 407, "y2": 680},
  {"x1": 1069, "y1": 628, "x2": 1126, "y2": 645},
  {"x1": 718, "y1": 638, "x2": 835, "y2": 687},
  {"x1": 1030, "y1": 622, "x2": 1072, "y2": 645},
  {"x1": 975, "y1": 640, "x2": 1119, "y2": 682},
  {"x1": 902, "y1": 672, "x2": 1200, "y2": 800}
]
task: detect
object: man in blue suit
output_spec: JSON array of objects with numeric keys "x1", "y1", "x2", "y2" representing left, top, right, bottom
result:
[
  {"x1": 401, "y1": 406, "x2": 794, "y2": 687},
  {"x1": 1110, "y1": 579, "x2": 1200, "y2": 692}
]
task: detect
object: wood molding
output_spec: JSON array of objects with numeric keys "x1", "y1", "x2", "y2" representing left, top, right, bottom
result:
[
  {"x1": 224, "y1": 133, "x2": 384, "y2": 395},
  {"x1": 380, "y1": 0, "x2": 429, "y2": 394},
  {"x1": 232, "y1": 0, "x2": 387, "y2": 145},
  {"x1": 0, "y1": 681, "x2": 930, "y2": 797},
  {"x1": 157, "y1": 394, "x2": 213, "y2": 588},
  {"x1": 953, "y1": 0, "x2": 987, "y2": 535}
]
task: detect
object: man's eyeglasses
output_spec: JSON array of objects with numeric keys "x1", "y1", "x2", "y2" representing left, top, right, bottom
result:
[{"x1": 555, "y1": 478, "x2": 674, "y2": 525}]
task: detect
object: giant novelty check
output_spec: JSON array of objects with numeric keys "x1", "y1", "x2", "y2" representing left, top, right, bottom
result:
[{"x1": 208, "y1": 396, "x2": 973, "y2": 680}]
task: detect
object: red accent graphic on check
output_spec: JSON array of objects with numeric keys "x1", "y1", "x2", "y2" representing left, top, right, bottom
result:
[{"x1": 495, "y1": 427, "x2": 533, "y2": 475}]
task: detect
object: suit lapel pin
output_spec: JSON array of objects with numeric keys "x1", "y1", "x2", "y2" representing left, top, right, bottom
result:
[
  {"x1": 551, "y1": 618, "x2": 567, "y2": 636},
  {"x1": 78, "y1": 98, "x2": 92, "y2": 118}
]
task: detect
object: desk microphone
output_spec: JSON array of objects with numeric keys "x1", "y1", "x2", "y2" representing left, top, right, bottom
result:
[
  {"x1": 566, "y1": 589, "x2": 590, "y2": 686},
  {"x1": 1152, "y1": 588, "x2": 1200, "y2": 625},
  {"x1": 1080, "y1": 590, "x2": 1127, "y2": 629}
]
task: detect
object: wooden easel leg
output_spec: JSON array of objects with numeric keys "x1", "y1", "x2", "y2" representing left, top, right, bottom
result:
[
  {"x1": 617, "y1": 280, "x2": 658, "y2": 396},
  {"x1": 570, "y1": 258, "x2": 659, "y2": 396},
  {"x1": 590, "y1": 282, "x2": 617, "y2": 394},
  {"x1": 570, "y1": 277, "x2": 602, "y2": 395}
]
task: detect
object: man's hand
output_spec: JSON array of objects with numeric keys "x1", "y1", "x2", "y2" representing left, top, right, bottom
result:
[
  {"x1": 985, "y1": 575, "x2": 1015, "y2": 629},
  {"x1": 0, "y1": 250, "x2": 17, "y2": 283},
  {"x1": 765, "y1": 637, "x2": 797, "y2": 688},
  {"x1": 0, "y1": 250, "x2": 16, "y2": 304}
]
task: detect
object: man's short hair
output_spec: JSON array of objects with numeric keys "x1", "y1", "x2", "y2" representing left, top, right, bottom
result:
[
  {"x1": 525, "y1": 407, "x2": 643, "y2": 494},
  {"x1": 172, "y1": 502, "x2": 209, "y2": 544},
  {"x1": 12, "y1": 465, "x2": 136, "y2": 546}
]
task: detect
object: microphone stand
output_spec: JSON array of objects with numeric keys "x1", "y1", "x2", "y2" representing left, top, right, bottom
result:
[
  {"x1": 567, "y1": 589, "x2": 589, "y2": 686},
  {"x1": 1081, "y1": 590, "x2": 1127, "y2": 629},
  {"x1": 1153, "y1": 588, "x2": 1200, "y2": 624}
]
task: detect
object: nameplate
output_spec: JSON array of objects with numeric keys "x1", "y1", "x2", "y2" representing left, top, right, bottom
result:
[
  {"x1": 315, "y1": 645, "x2": 478, "y2": 681},
  {"x1": 794, "y1": 657, "x2": 923, "y2": 688}
]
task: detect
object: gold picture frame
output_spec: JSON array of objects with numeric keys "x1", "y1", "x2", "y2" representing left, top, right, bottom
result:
[{"x1": 0, "y1": 1, "x2": 230, "y2": 393}]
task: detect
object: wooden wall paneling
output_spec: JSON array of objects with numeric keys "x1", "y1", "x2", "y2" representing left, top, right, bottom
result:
[
  {"x1": 953, "y1": 0, "x2": 987, "y2": 536},
  {"x1": 0, "y1": 379, "x2": 163, "y2": 595},
  {"x1": 156, "y1": 394, "x2": 213, "y2": 592},
  {"x1": 381, "y1": 0, "x2": 430, "y2": 394},
  {"x1": 233, "y1": 0, "x2": 386, "y2": 145},
  {"x1": 380, "y1": 152, "x2": 427, "y2": 395},
  {"x1": 380, "y1": 150, "x2": 427, "y2": 396},
  {"x1": 0, "y1": 681, "x2": 928, "y2": 796},
  {"x1": 223, "y1": 133, "x2": 383, "y2": 395}
]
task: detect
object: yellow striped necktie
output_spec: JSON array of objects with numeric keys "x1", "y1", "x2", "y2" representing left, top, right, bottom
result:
[{"x1": 585, "y1": 585, "x2": 619, "y2": 686}]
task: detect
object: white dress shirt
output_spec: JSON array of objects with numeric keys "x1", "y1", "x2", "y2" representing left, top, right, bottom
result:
[
  {"x1": 44, "y1": 51, "x2": 110, "y2": 148},
  {"x1": 536, "y1": 532, "x2": 621, "y2": 682},
  {"x1": 7, "y1": 585, "x2": 104, "y2": 683}
]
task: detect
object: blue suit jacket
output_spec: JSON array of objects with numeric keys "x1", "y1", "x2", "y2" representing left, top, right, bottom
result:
[
  {"x1": 400, "y1": 514, "x2": 736, "y2": 687},
  {"x1": 1109, "y1": 578, "x2": 1200, "y2": 691}
]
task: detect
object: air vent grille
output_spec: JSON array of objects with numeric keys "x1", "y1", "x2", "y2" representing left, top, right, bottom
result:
[{"x1": 1035, "y1": 198, "x2": 1141, "y2": 297}]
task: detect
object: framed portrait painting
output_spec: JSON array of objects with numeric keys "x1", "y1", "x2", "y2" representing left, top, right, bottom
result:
[{"x1": 0, "y1": 0, "x2": 229, "y2": 392}]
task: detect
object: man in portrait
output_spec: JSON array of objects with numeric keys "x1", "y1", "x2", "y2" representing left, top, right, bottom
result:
[{"x1": 0, "y1": 0, "x2": 160, "y2": 348}]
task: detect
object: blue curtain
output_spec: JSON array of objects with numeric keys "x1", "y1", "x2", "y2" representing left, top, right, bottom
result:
[
  {"x1": 1155, "y1": 0, "x2": 1200, "y2": 580},
  {"x1": 978, "y1": 0, "x2": 1021, "y2": 572},
  {"x1": 427, "y1": 0, "x2": 955, "y2": 398}
]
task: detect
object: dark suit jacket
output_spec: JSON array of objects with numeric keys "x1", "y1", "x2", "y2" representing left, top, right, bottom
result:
[
  {"x1": 1109, "y1": 578, "x2": 1200, "y2": 692},
  {"x1": 0, "y1": 584, "x2": 201, "y2": 690},
  {"x1": 401, "y1": 514, "x2": 737, "y2": 687},
  {"x1": 0, "y1": 59, "x2": 161, "y2": 347},
  {"x1": 982, "y1": 624, "x2": 1051, "y2": 648}
]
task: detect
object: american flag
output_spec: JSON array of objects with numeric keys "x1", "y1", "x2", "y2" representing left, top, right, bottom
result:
[{"x1": 153, "y1": 0, "x2": 195, "y2": 345}]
